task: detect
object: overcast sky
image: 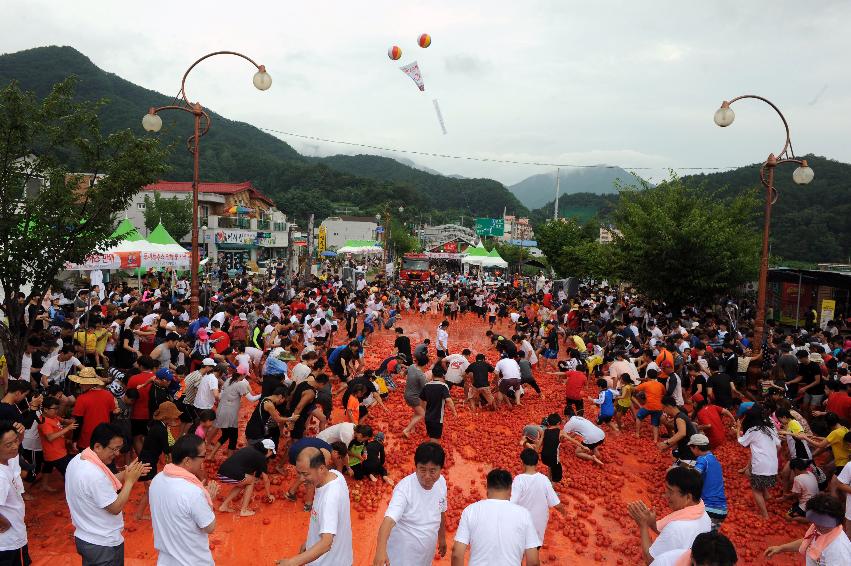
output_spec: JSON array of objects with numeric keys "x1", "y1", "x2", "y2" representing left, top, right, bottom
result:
[{"x1": 2, "y1": 0, "x2": 849, "y2": 186}]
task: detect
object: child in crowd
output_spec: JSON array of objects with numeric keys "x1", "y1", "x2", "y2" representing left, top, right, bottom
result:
[
  {"x1": 615, "y1": 374, "x2": 634, "y2": 431},
  {"x1": 419, "y1": 362, "x2": 456, "y2": 442},
  {"x1": 364, "y1": 432, "x2": 393, "y2": 485},
  {"x1": 195, "y1": 409, "x2": 217, "y2": 441},
  {"x1": 347, "y1": 425, "x2": 370, "y2": 479},
  {"x1": 590, "y1": 378, "x2": 619, "y2": 431},
  {"x1": 37, "y1": 397, "x2": 77, "y2": 492},
  {"x1": 540, "y1": 414, "x2": 563, "y2": 482},
  {"x1": 787, "y1": 458, "x2": 820, "y2": 522}
]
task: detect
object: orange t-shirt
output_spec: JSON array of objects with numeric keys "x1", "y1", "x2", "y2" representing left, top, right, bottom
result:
[
  {"x1": 38, "y1": 416, "x2": 68, "y2": 462},
  {"x1": 656, "y1": 350, "x2": 674, "y2": 376},
  {"x1": 346, "y1": 396, "x2": 360, "y2": 422},
  {"x1": 636, "y1": 380, "x2": 665, "y2": 411}
]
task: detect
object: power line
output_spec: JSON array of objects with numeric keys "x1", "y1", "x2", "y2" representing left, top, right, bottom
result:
[{"x1": 259, "y1": 126, "x2": 742, "y2": 172}]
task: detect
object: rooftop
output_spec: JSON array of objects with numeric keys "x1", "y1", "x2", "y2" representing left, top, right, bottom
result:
[{"x1": 143, "y1": 180, "x2": 273, "y2": 206}]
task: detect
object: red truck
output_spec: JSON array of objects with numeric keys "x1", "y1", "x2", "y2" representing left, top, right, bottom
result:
[{"x1": 399, "y1": 253, "x2": 430, "y2": 283}]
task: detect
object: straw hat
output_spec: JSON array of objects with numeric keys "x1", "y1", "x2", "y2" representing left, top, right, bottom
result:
[
  {"x1": 153, "y1": 401, "x2": 182, "y2": 421},
  {"x1": 69, "y1": 367, "x2": 103, "y2": 386}
]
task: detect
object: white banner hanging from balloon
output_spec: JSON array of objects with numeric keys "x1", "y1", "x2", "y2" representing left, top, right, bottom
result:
[
  {"x1": 433, "y1": 99, "x2": 447, "y2": 134},
  {"x1": 400, "y1": 61, "x2": 425, "y2": 91}
]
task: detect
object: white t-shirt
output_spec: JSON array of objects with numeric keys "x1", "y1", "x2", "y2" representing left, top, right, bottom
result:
[
  {"x1": 648, "y1": 513, "x2": 712, "y2": 559},
  {"x1": 385, "y1": 473, "x2": 447, "y2": 566},
  {"x1": 436, "y1": 328, "x2": 449, "y2": 351},
  {"x1": 837, "y1": 464, "x2": 851, "y2": 520},
  {"x1": 149, "y1": 474, "x2": 215, "y2": 566},
  {"x1": 65, "y1": 454, "x2": 124, "y2": 546},
  {"x1": 244, "y1": 346, "x2": 264, "y2": 364},
  {"x1": 562, "y1": 416, "x2": 605, "y2": 444},
  {"x1": 193, "y1": 373, "x2": 219, "y2": 410},
  {"x1": 305, "y1": 469, "x2": 352, "y2": 566},
  {"x1": 291, "y1": 363, "x2": 312, "y2": 384},
  {"x1": 316, "y1": 423, "x2": 355, "y2": 447},
  {"x1": 509, "y1": 472, "x2": 560, "y2": 543},
  {"x1": 494, "y1": 358, "x2": 522, "y2": 381},
  {"x1": 805, "y1": 531, "x2": 851, "y2": 566},
  {"x1": 18, "y1": 353, "x2": 32, "y2": 382},
  {"x1": 22, "y1": 413, "x2": 42, "y2": 451},
  {"x1": 0, "y1": 458, "x2": 26, "y2": 551},
  {"x1": 737, "y1": 428, "x2": 781, "y2": 476},
  {"x1": 444, "y1": 354, "x2": 470, "y2": 385},
  {"x1": 649, "y1": 548, "x2": 689, "y2": 566},
  {"x1": 454, "y1": 499, "x2": 541, "y2": 566},
  {"x1": 520, "y1": 340, "x2": 538, "y2": 365},
  {"x1": 40, "y1": 355, "x2": 81, "y2": 384}
]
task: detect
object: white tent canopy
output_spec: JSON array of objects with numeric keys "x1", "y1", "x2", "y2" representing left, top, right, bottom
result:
[{"x1": 65, "y1": 239, "x2": 190, "y2": 270}]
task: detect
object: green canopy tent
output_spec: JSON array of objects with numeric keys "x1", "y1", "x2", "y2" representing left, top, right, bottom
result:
[{"x1": 110, "y1": 218, "x2": 143, "y2": 241}]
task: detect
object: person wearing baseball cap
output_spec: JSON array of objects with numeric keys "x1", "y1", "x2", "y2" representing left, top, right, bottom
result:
[
  {"x1": 216, "y1": 439, "x2": 276, "y2": 517},
  {"x1": 689, "y1": 433, "x2": 728, "y2": 526}
]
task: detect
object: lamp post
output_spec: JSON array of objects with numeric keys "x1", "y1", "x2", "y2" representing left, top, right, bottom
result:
[
  {"x1": 714, "y1": 95, "x2": 814, "y2": 354},
  {"x1": 142, "y1": 51, "x2": 271, "y2": 318}
]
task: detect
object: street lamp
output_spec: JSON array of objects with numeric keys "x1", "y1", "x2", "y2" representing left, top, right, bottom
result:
[
  {"x1": 714, "y1": 95, "x2": 813, "y2": 354},
  {"x1": 142, "y1": 51, "x2": 271, "y2": 318}
]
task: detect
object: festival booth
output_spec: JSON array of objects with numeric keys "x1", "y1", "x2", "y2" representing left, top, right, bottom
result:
[{"x1": 336, "y1": 240, "x2": 383, "y2": 255}]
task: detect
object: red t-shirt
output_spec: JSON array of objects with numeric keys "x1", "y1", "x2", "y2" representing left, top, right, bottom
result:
[
  {"x1": 825, "y1": 392, "x2": 851, "y2": 422},
  {"x1": 543, "y1": 293, "x2": 553, "y2": 308},
  {"x1": 564, "y1": 371, "x2": 586, "y2": 400},
  {"x1": 38, "y1": 416, "x2": 68, "y2": 461},
  {"x1": 210, "y1": 330, "x2": 231, "y2": 354},
  {"x1": 127, "y1": 371, "x2": 154, "y2": 420},
  {"x1": 73, "y1": 389, "x2": 116, "y2": 450},
  {"x1": 696, "y1": 404, "x2": 726, "y2": 448}
]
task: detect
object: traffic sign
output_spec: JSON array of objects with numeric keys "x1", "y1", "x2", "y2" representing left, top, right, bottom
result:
[{"x1": 475, "y1": 218, "x2": 504, "y2": 237}]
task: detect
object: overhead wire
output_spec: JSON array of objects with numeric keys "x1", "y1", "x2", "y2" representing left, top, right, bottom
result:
[{"x1": 258, "y1": 126, "x2": 742, "y2": 172}]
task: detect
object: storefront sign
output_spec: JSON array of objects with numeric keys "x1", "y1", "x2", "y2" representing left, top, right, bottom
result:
[
  {"x1": 820, "y1": 299, "x2": 836, "y2": 329},
  {"x1": 318, "y1": 225, "x2": 327, "y2": 254},
  {"x1": 215, "y1": 229, "x2": 256, "y2": 246},
  {"x1": 425, "y1": 251, "x2": 463, "y2": 259}
]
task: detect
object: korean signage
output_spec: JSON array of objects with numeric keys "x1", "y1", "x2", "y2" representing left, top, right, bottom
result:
[
  {"x1": 215, "y1": 229, "x2": 256, "y2": 245},
  {"x1": 318, "y1": 225, "x2": 327, "y2": 254},
  {"x1": 475, "y1": 218, "x2": 504, "y2": 237},
  {"x1": 820, "y1": 299, "x2": 835, "y2": 329}
]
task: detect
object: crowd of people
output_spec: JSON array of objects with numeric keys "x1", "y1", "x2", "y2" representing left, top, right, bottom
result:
[{"x1": 0, "y1": 266, "x2": 849, "y2": 565}]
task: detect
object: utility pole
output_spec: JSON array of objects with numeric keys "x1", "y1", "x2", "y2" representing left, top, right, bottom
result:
[
  {"x1": 283, "y1": 224, "x2": 295, "y2": 291},
  {"x1": 301, "y1": 213, "x2": 314, "y2": 286},
  {"x1": 553, "y1": 167, "x2": 560, "y2": 220}
]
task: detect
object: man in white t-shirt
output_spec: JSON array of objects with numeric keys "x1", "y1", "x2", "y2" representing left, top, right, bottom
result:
[
  {"x1": 374, "y1": 442, "x2": 448, "y2": 566},
  {"x1": 561, "y1": 412, "x2": 606, "y2": 466},
  {"x1": 66, "y1": 423, "x2": 149, "y2": 565},
  {"x1": 193, "y1": 369, "x2": 220, "y2": 411},
  {"x1": 40, "y1": 345, "x2": 82, "y2": 387},
  {"x1": 276, "y1": 447, "x2": 352, "y2": 566},
  {"x1": 650, "y1": 531, "x2": 738, "y2": 566},
  {"x1": 837, "y1": 462, "x2": 851, "y2": 529},
  {"x1": 452, "y1": 468, "x2": 540, "y2": 566},
  {"x1": 0, "y1": 422, "x2": 29, "y2": 563},
  {"x1": 628, "y1": 466, "x2": 712, "y2": 564},
  {"x1": 510, "y1": 449, "x2": 565, "y2": 544},
  {"x1": 150, "y1": 435, "x2": 216, "y2": 566},
  {"x1": 315, "y1": 422, "x2": 356, "y2": 447},
  {"x1": 494, "y1": 356, "x2": 523, "y2": 407},
  {"x1": 443, "y1": 350, "x2": 471, "y2": 391}
]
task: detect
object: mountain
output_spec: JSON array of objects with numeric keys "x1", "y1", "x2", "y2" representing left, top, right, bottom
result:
[
  {"x1": 316, "y1": 154, "x2": 526, "y2": 216},
  {"x1": 0, "y1": 46, "x2": 521, "y2": 222},
  {"x1": 510, "y1": 167, "x2": 643, "y2": 209},
  {"x1": 682, "y1": 155, "x2": 850, "y2": 264}
]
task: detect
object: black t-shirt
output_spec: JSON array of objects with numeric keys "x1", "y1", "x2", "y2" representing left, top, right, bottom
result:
[
  {"x1": 691, "y1": 374, "x2": 707, "y2": 396},
  {"x1": 394, "y1": 336, "x2": 412, "y2": 362},
  {"x1": 466, "y1": 361, "x2": 494, "y2": 388},
  {"x1": 707, "y1": 373, "x2": 734, "y2": 408},
  {"x1": 139, "y1": 420, "x2": 171, "y2": 463},
  {"x1": 674, "y1": 412, "x2": 698, "y2": 461},
  {"x1": 800, "y1": 362, "x2": 824, "y2": 396},
  {"x1": 218, "y1": 446, "x2": 268, "y2": 481},
  {"x1": 419, "y1": 381, "x2": 450, "y2": 422},
  {"x1": 115, "y1": 328, "x2": 136, "y2": 369},
  {"x1": 245, "y1": 398, "x2": 281, "y2": 440},
  {"x1": 364, "y1": 440, "x2": 385, "y2": 467}
]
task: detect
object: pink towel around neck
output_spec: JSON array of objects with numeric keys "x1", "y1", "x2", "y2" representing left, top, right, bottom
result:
[
  {"x1": 656, "y1": 501, "x2": 706, "y2": 532},
  {"x1": 162, "y1": 463, "x2": 213, "y2": 509},
  {"x1": 799, "y1": 524, "x2": 844, "y2": 562},
  {"x1": 80, "y1": 447, "x2": 122, "y2": 491}
]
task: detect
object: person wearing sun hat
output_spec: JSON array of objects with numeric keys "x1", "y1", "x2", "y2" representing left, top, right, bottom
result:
[
  {"x1": 133, "y1": 400, "x2": 182, "y2": 521},
  {"x1": 70, "y1": 367, "x2": 116, "y2": 451}
]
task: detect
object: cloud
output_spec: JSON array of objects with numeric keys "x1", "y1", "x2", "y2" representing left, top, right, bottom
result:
[{"x1": 443, "y1": 54, "x2": 491, "y2": 76}]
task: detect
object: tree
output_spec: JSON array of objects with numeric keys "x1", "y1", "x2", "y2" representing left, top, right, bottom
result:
[
  {"x1": 275, "y1": 188, "x2": 335, "y2": 226},
  {"x1": 388, "y1": 217, "x2": 419, "y2": 257},
  {"x1": 535, "y1": 218, "x2": 604, "y2": 279},
  {"x1": 0, "y1": 77, "x2": 167, "y2": 375},
  {"x1": 611, "y1": 176, "x2": 760, "y2": 308},
  {"x1": 143, "y1": 192, "x2": 192, "y2": 239}
]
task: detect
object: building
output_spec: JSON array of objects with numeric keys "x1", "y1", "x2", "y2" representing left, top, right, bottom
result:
[
  {"x1": 319, "y1": 216, "x2": 378, "y2": 250},
  {"x1": 123, "y1": 181, "x2": 290, "y2": 272},
  {"x1": 501, "y1": 215, "x2": 534, "y2": 242},
  {"x1": 599, "y1": 226, "x2": 622, "y2": 244}
]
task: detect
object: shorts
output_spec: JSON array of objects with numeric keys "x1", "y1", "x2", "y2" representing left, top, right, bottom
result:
[
  {"x1": 488, "y1": 316, "x2": 496, "y2": 323},
  {"x1": 542, "y1": 348, "x2": 558, "y2": 359},
  {"x1": 130, "y1": 418, "x2": 149, "y2": 437},
  {"x1": 74, "y1": 539, "x2": 122, "y2": 566},
  {"x1": 706, "y1": 508, "x2": 728, "y2": 526},
  {"x1": 787, "y1": 503, "x2": 806, "y2": 518},
  {"x1": 405, "y1": 397, "x2": 421, "y2": 409},
  {"x1": 803, "y1": 393, "x2": 824, "y2": 407},
  {"x1": 616, "y1": 404, "x2": 631, "y2": 414},
  {"x1": 425, "y1": 421, "x2": 444, "y2": 439},
  {"x1": 564, "y1": 398, "x2": 584, "y2": 416},
  {"x1": 288, "y1": 438, "x2": 332, "y2": 465},
  {"x1": 0, "y1": 544, "x2": 31, "y2": 566},
  {"x1": 597, "y1": 414, "x2": 614, "y2": 425},
  {"x1": 583, "y1": 439, "x2": 604, "y2": 451},
  {"x1": 216, "y1": 473, "x2": 245, "y2": 485},
  {"x1": 636, "y1": 408, "x2": 662, "y2": 427},
  {"x1": 499, "y1": 379, "x2": 521, "y2": 396},
  {"x1": 750, "y1": 474, "x2": 777, "y2": 490},
  {"x1": 436, "y1": 349, "x2": 447, "y2": 359},
  {"x1": 43, "y1": 454, "x2": 72, "y2": 476}
]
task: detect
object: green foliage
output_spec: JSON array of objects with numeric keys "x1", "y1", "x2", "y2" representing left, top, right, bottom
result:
[
  {"x1": 611, "y1": 176, "x2": 760, "y2": 307},
  {"x1": 143, "y1": 192, "x2": 192, "y2": 239},
  {"x1": 0, "y1": 76, "x2": 167, "y2": 373},
  {"x1": 535, "y1": 218, "x2": 611, "y2": 280},
  {"x1": 388, "y1": 217, "x2": 420, "y2": 256}
]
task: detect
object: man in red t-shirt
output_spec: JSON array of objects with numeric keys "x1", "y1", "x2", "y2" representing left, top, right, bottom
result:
[
  {"x1": 563, "y1": 370, "x2": 586, "y2": 416},
  {"x1": 819, "y1": 381, "x2": 851, "y2": 422},
  {"x1": 127, "y1": 356, "x2": 157, "y2": 454},
  {"x1": 209, "y1": 320, "x2": 231, "y2": 354},
  {"x1": 70, "y1": 368, "x2": 118, "y2": 450},
  {"x1": 691, "y1": 393, "x2": 734, "y2": 448}
]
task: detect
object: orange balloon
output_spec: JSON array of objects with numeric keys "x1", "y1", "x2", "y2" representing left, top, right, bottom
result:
[
  {"x1": 418, "y1": 33, "x2": 431, "y2": 48},
  {"x1": 387, "y1": 45, "x2": 402, "y2": 60}
]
